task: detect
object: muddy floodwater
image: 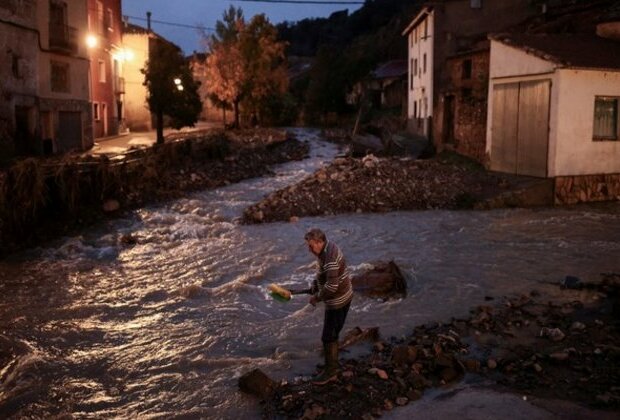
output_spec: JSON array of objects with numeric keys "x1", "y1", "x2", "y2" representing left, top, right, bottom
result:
[{"x1": 1, "y1": 129, "x2": 619, "y2": 418}]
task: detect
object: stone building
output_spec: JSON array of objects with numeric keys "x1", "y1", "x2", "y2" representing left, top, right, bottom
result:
[
  {"x1": 0, "y1": 0, "x2": 92, "y2": 157},
  {"x1": 402, "y1": 0, "x2": 536, "y2": 156}
]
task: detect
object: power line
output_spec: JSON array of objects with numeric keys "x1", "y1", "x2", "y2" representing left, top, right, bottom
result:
[{"x1": 228, "y1": 0, "x2": 363, "y2": 4}]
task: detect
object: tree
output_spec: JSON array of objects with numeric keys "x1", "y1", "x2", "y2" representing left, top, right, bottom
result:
[
  {"x1": 204, "y1": 7, "x2": 288, "y2": 128},
  {"x1": 142, "y1": 39, "x2": 202, "y2": 144}
]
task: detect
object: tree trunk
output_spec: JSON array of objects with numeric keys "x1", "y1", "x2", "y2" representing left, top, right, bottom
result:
[
  {"x1": 156, "y1": 109, "x2": 164, "y2": 144},
  {"x1": 233, "y1": 100, "x2": 240, "y2": 129}
]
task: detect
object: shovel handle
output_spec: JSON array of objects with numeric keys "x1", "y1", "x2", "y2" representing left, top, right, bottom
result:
[{"x1": 289, "y1": 288, "x2": 312, "y2": 295}]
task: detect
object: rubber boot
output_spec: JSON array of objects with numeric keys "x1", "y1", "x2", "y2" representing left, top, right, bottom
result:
[{"x1": 312, "y1": 342, "x2": 339, "y2": 385}]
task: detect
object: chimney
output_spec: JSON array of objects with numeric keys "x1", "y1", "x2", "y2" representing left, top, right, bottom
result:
[{"x1": 147, "y1": 11, "x2": 152, "y2": 32}]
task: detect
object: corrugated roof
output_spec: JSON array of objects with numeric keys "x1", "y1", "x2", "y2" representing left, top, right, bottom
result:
[{"x1": 490, "y1": 33, "x2": 620, "y2": 70}]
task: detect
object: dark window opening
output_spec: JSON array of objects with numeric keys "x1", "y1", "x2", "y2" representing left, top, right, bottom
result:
[{"x1": 462, "y1": 59, "x2": 472, "y2": 80}]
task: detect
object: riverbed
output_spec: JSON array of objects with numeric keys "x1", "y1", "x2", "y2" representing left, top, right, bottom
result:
[{"x1": 1, "y1": 129, "x2": 619, "y2": 418}]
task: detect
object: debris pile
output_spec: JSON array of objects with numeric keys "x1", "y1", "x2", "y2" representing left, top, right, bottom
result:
[{"x1": 243, "y1": 155, "x2": 515, "y2": 223}]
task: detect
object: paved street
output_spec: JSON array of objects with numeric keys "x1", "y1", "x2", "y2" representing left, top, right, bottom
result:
[{"x1": 89, "y1": 121, "x2": 221, "y2": 155}]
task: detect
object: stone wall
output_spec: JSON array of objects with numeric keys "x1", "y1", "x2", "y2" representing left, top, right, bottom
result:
[{"x1": 555, "y1": 174, "x2": 620, "y2": 205}]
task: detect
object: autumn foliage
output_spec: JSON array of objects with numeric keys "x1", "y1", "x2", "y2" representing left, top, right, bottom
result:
[{"x1": 204, "y1": 7, "x2": 289, "y2": 127}]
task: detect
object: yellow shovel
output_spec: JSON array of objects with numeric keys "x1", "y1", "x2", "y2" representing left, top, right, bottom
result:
[{"x1": 268, "y1": 283, "x2": 312, "y2": 302}]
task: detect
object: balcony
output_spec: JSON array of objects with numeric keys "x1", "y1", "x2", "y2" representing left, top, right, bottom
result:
[
  {"x1": 49, "y1": 23, "x2": 78, "y2": 55},
  {"x1": 115, "y1": 76, "x2": 125, "y2": 94}
]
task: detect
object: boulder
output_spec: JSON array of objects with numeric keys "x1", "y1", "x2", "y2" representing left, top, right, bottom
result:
[
  {"x1": 339, "y1": 326, "x2": 380, "y2": 349},
  {"x1": 238, "y1": 368, "x2": 278, "y2": 399},
  {"x1": 352, "y1": 261, "x2": 407, "y2": 299}
]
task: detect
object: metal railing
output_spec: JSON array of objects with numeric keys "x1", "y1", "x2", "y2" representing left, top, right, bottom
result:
[{"x1": 49, "y1": 23, "x2": 78, "y2": 54}]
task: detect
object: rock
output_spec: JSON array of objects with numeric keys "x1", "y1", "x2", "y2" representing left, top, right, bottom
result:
[
  {"x1": 302, "y1": 404, "x2": 326, "y2": 420},
  {"x1": 396, "y1": 397, "x2": 408, "y2": 406},
  {"x1": 238, "y1": 369, "x2": 278, "y2": 399},
  {"x1": 487, "y1": 359, "x2": 497, "y2": 369},
  {"x1": 252, "y1": 210, "x2": 264, "y2": 222},
  {"x1": 549, "y1": 352, "x2": 569, "y2": 361},
  {"x1": 384, "y1": 399, "x2": 393, "y2": 410},
  {"x1": 391, "y1": 345, "x2": 417, "y2": 365},
  {"x1": 533, "y1": 363, "x2": 543, "y2": 373},
  {"x1": 103, "y1": 199, "x2": 120, "y2": 213},
  {"x1": 407, "y1": 389, "x2": 423, "y2": 401},
  {"x1": 120, "y1": 233, "x2": 137, "y2": 245},
  {"x1": 440, "y1": 367, "x2": 459, "y2": 382},
  {"x1": 368, "y1": 368, "x2": 388, "y2": 380},
  {"x1": 289, "y1": 216, "x2": 299, "y2": 223},
  {"x1": 540, "y1": 327, "x2": 565, "y2": 342},
  {"x1": 463, "y1": 359, "x2": 481, "y2": 372},
  {"x1": 352, "y1": 261, "x2": 407, "y2": 298},
  {"x1": 339, "y1": 326, "x2": 380, "y2": 349},
  {"x1": 570, "y1": 321, "x2": 586, "y2": 331}
]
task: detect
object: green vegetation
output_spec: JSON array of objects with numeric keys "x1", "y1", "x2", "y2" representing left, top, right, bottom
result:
[{"x1": 142, "y1": 39, "x2": 202, "y2": 144}]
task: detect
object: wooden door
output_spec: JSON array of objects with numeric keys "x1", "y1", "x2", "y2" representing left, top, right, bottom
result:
[{"x1": 490, "y1": 79, "x2": 550, "y2": 177}]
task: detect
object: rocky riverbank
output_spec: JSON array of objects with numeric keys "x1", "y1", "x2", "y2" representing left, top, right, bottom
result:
[
  {"x1": 260, "y1": 273, "x2": 620, "y2": 419},
  {"x1": 242, "y1": 154, "x2": 548, "y2": 224}
]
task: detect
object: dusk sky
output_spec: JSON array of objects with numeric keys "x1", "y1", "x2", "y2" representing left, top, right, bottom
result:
[{"x1": 121, "y1": 0, "x2": 364, "y2": 54}]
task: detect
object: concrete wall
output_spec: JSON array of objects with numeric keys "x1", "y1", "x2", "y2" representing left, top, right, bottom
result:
[
  {"x1": 552, "y1": 69, "x2": 620, "y2": 176},
  {"x1": 122, "y1": 33, "x2": 152, "y2": 131}
]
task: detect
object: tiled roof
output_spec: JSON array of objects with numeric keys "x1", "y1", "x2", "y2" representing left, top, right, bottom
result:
[
  {"x1": 372, "y1": 60, "x2": 408, "y2": 79},
  {"x1": 490, "y1": 33, "x2": 620, "y2": 70}
]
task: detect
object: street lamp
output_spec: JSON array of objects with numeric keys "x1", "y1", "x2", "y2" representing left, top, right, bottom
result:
[
  {"x1": 174, "y1": 78, "x2": 183, "y2": 91},
  {"x1": 86, "y1": 34, "x2": 98, "y2": 49}
]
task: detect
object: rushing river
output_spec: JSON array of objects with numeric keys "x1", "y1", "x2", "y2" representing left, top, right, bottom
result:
[{"x1": 0, "y1": 129, "x2": 619, "y2": 419}]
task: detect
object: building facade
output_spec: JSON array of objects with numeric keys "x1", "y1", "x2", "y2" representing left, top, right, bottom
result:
[
  {"x1": 402, "y1": 0, "x2": 534, "y2": 153},
  {"x1": 86, "y1": 0, "x2": 125, "y2": 139},
  {"x1": 486, "y1": 32, "x2": 620, "y2": 204},
  {"x1": 1, "y1": 0, "x2": 93, "y2": 157}
]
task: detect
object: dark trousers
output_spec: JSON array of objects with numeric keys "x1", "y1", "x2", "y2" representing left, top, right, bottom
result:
[{"x1": 322, "y1": 301, "x2": 351, "y2": 344}]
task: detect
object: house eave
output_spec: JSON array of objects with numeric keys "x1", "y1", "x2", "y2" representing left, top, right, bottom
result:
[{"x1": 402, "y1": 6, "x2": 433, "y2": 36}]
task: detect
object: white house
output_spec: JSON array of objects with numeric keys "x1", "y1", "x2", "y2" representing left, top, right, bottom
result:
[
  {"x1": 486, "y1": 33, "x2": 620, "y2": 204},
  {"x1": 402, "y1": 6, "x2": 434, "y2": 138}
]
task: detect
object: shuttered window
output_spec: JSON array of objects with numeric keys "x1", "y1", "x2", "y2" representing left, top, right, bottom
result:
[{"x1": 593, "y1": 96, "x2": 618, "y2": 140}]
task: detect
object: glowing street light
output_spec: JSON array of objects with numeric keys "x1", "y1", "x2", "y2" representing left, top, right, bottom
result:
[
  {"x1": 86, "y1": 34, "x2": 98, "y2": 49},
  {"x1": 174, "y1": 78, "x2": 183, "y2": 91}
]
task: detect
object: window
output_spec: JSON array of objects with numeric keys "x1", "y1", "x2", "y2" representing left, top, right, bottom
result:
[
  {"x1": 97, "y1": 1, "x2": 104, "y2": 33},
  {"x1": 423, "y1": 20, "x2": 428, "y2": 39},
  {"x1": 99, "y1": 60, "x2": 106, "y2": 83},
  {"x1": 413, "y1": 101, "x2": 417, "y2": 118},
  {"x1": 11, "y1": 53, "x2": 21, "y2": 78},
  {"x1": 410, "y1": 59, "x2": 414, "y2": 89},
  {"x1": 106, "y1": 8, "x2": 113, "y2": 31},
  {"x1": 93, "y1": 102, "x2": 100, "y2": 121},
  {"x1": 462, "y1": 59, "x2": 472, "y2": 80},
  {"x1": 593, "y1": 96, "x2": 618, "y2": 140},
  {"x1": 423, "y1": 54, "x2": 427, "y2": 74},
  {"x1": 50, "y1": 60, "x2": 69, "y2": 92},
  {"x1": 414, "y1": 58, "x2": 418, "y2": 76},
  {"x1": 471, "y1": 0, "x2": 482, "y2": 8}
]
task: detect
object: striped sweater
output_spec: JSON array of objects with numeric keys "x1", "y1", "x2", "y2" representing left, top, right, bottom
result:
[{"x1": 311, "y1": 241, "x2": 353, "y2": 309}]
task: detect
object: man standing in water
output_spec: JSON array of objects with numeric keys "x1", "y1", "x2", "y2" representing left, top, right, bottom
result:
[{"x1": 304, "y1": 228, "x2": 353, "y2": 385}]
